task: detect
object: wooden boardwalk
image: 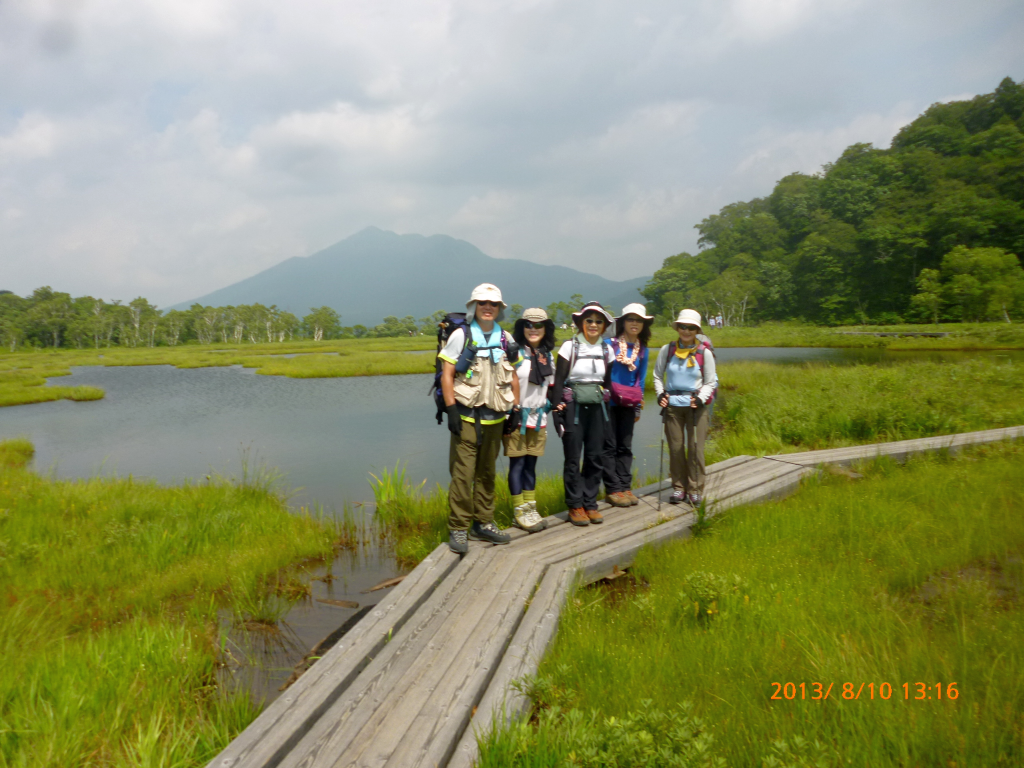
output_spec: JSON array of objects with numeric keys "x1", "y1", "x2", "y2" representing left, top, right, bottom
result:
[{"x1": 210, "y1": 426, "x2": 1024, "y2": 768}]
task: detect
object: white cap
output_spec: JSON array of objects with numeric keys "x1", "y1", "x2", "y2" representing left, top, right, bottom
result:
[
  {"x1": 673, "y1": 309, "x2": 702, "y2": 329},
  {"x1": 615, "y1": 303, "x2": 653, "y2": 322},
  {"x1": 466, "y1": 283, "x2": 506, "y2": 310}
]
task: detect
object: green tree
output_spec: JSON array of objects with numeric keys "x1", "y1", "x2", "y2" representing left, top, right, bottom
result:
[
  {"x1": 910, "y1": 269, "x2": 943, "y2": 324},
  {"x1": 940, "y1": 246, "x2": 1024, "y2": 322},
  {"x1": 302, "y1": 307, "x2": 341, "y2": 341}
]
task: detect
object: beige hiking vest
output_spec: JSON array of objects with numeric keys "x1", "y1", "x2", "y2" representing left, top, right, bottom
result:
[{"x1": 453, "y1": 337, "x2": 515, "y2": 413}]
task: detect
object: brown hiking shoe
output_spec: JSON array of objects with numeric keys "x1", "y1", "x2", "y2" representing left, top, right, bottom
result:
[
  {"x1": 569, "y1": 507, "x2": 590, "y2": 526},
  {"x1": 607, "y1": 492, "x2": 631, "y2": 508},
  {"x1": 624, "y1": 490, "x2": 640, "y2": 506},
  {"x1": 587, "y1": 508, "x2": 604, "y2": 524}
]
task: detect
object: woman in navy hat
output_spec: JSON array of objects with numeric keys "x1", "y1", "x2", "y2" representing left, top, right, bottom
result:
[{"x1": 550, "y1": 301, "x2": 614, "y2": 526}]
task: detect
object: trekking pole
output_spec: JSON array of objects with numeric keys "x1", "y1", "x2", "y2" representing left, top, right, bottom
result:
[
  {"x1": 658, "y1": 401, "x2": 666, "y2": 512},
  {"x1": 658, "y1": 434, "x2": 664, "y2": 512}
]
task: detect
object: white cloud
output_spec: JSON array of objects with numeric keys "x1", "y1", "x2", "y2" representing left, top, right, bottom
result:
[
  {"x1": 0, "y1": 0, "x2": 1021, "y2": 304},
  {"x1": 734, "y1": 104, "x2": 919, "y2": 186}
]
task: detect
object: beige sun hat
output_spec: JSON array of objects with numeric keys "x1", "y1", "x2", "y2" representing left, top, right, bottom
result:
[
  {"x1": 673, "y1": 308, "x2": 702, "y2": 329},
  {"x1": 466, "y1": 284, "x2": 508, "y2": 321},
  {"x1": 615, "y1": 302, "x2": 654, "y2": 322}
]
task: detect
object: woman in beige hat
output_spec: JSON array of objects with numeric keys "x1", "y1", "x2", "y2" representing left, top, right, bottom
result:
[
  {"x1": 601, "y1": 303, "x2": 654, "y2": 507},
  {"x1": 504, "y1": 308, "x2": 557, "y2": 533},
  {"x1": 652, "y1": 309, "x2": 717, "y2": 507}
]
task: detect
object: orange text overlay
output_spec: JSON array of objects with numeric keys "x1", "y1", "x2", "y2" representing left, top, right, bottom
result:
[{"x1": 770, "y1": 682, "x2": 960, "y2": 701}]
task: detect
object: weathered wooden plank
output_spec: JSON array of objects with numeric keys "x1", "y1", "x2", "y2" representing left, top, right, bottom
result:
[
  {"x1": 276, "y1": 551, "x2": 507, "y2": 768},
  {"x1": 766, "y1": 426, "x2": 1024, "y2": 467},
  {"x1": 207, "y1": 544, "x2": 460, "y2": 768},
  {"x1": 447, "y1": 561, "x2": 577, "y2": 768},
  {"x1": 331, "y1": 554, "x2": 533, "y2": 768},
  {"x1": 385, "y1": 558, "x2": 547, "y2": 768}
]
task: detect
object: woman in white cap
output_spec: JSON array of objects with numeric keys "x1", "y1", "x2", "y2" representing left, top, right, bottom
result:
[
  {"x1": 437, "y1": 283, "x2": 521, "y2": 553},
  {"x1": 652, "y1": 309, "x2": 717, "y2": 507},
  {"x1": 549, "y1": 300, "x2": 614, "y2": 526},
  {"x1": 601, "y1": 303, "x2": 654, "y2": 507},
  {"x1": 504, "y1": 308, "x2": 557, "y2": 533}
]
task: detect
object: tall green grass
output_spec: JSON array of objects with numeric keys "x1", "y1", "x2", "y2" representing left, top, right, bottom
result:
[
  {"x1": 0, "y1": 440, "x2": 346, "y2": 767},
  {"x1": 478, "y1": 443, "x2": 1024, "y2": 766},
  {"x1": 709, "y1": 357, "x2": 1024, "y2": 458}
]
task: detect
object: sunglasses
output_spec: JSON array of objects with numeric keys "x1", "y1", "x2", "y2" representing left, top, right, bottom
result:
[
  {"x1": 623, "y1": 316, "x2": 644, "y2": 323},
  {"x1": 522, "y1": 321, "x2": 545, "y2": 330},
  {"x1": 677, "y1": 324, "x2": 700, "y2": 332},
  {"x1": 583, "y1": 317, "x2": 605, "y2": 325},
  {"x1": 476, "y1": 300, "x2": 499, "y2": 308}
]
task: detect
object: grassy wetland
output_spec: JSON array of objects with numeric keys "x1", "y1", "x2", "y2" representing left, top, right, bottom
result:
[
  {"x1": 2, "y1": 321, "x2": 1022, "y2": 408},
  {"x1": 0, "y1": 440, "x2": 350, "y2": 767},
  {"x1": 476, "y1": 442, "x2": 1024, "y2": 767}
]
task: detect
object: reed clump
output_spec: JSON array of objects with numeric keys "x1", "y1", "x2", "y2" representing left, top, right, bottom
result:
[
  {"x1": 0, "y1": 439, "x2": 346, "y2": 767},
  {"x1": 478, "y1": 442, "x2": 1024, "y2": 766}
]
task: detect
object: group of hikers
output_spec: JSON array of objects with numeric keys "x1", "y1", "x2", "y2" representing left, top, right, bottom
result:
[{"x1": 436, "y1": 283, "x2": 717, "y2": 554}]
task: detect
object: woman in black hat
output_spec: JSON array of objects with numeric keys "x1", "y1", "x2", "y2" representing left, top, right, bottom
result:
[{"x1": 550, "y1": 301, "x2": 614, "y2": 526}]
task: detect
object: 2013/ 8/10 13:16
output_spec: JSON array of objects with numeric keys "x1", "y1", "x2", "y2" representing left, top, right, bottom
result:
[{"x1": 770, "y1": 682, "x2": 960, "y2": 701}]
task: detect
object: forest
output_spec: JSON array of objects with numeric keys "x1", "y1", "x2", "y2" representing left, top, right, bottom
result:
[{"x1": 642, "y1": 77, "x2": 1024, "y2": 325}]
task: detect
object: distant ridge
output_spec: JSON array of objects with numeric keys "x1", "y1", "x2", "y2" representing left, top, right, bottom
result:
[{"x1": 174, "y1": 227, "x2": 649, "y2": 325}]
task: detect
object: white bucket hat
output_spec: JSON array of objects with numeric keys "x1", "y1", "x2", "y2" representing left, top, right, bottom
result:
[
  {"x1": 615, "y1": 303, "x2": 654, "y2": 322},
  {"x1": 673, "y1": 309, "x2": 702, "y2": 330},
  {"x1": 466, "y1": 283, "x2": 506, "y2": 311}
]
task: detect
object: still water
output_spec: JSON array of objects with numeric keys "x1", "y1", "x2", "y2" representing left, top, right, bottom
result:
[{"x1": 0, "y1": 346, "x2": 947, "y2": 511}]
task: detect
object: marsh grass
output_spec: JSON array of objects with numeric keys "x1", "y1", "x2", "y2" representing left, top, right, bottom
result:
[
  {"x1": 4, "y1": 323, "x2": 1021, "y2": 408},
  {"x1": 708, "y1": 357, "x2": 1024, "y2": 458},
  {"x1": 479, "y1": 442, "x2": 1024, "y2": 766},
  {"x1": 650, "y1": 321, "x2": 1024, "y2": 350},
  {"x1": 0, "y1": 440, "x2": 347, "y2": 767}
]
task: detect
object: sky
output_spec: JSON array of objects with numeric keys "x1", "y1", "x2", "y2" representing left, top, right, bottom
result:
[{"x1": 2, "y1": 0, "x2": 1023, "y2": 308}]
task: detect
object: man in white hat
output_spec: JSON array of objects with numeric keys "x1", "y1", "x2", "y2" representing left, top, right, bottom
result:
[
  {"x1": 652, "y1": 309, "x2": 717, "y2": 507},
  {"x1": 437, "y1": 283, "x2": 521, "y2": 553}
]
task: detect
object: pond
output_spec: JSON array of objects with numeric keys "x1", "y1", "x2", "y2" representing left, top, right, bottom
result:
[{"x1": 6, "y1": 346, "x2": 1007, "y2": 511}]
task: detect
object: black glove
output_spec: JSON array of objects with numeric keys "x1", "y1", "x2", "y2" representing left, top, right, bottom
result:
[
  {"x1": 446, "y1": 405, "x2": 463, "y2": 436},
  {"x1": 504, "y1": 407, "x2": 522, "y2": 435}
]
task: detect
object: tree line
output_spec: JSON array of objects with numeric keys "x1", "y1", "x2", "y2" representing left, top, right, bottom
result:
[
  {"x1": 0, "y1": 288, "x2": 599, "y2": 351},
  {"x1": 642, "y1": 77, "x2": 1024, "y2": 325}
]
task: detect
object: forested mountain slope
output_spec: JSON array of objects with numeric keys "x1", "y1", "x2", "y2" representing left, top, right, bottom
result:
[{"x1": 643, "y1": 77, "x2": 1024, "y2": 324}]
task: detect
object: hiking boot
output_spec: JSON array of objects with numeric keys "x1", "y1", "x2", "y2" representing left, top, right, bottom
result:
[
  {"x1": 525, "y1": 503, "x2": 547, "y2": 531},
  {"x1": 469, "y1": 521, "x2": 511, "y2": 545},
  {"x1": 688, "y1": 492, "x2": 703, "y2": 507},
  {"x1": 448, "y1": 528, "x2": 468, "y2": 554},
  {"x1": 669, "y1": 490, "x2": 687, "y2": 505},
  {"x1": 624, "y1": 490, "x2": 640, "y2": 506},
  {"x1": 513, "y1": 503, "x2": 545, "y2": 533},
  {"x1": 568, "y1": 507, "x2": 590, "y2": 526},
  {"x1": 606, "y1": 492, "x2": 631, "y2": 508},
  {"x1": 587, "y1": 508, "x2": 604, "y2": 524}
]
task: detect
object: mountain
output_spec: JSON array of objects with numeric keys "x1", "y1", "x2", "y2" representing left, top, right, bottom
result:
[{"x1": 174, "y1": 227, "x2": 650, "y2": 325}]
